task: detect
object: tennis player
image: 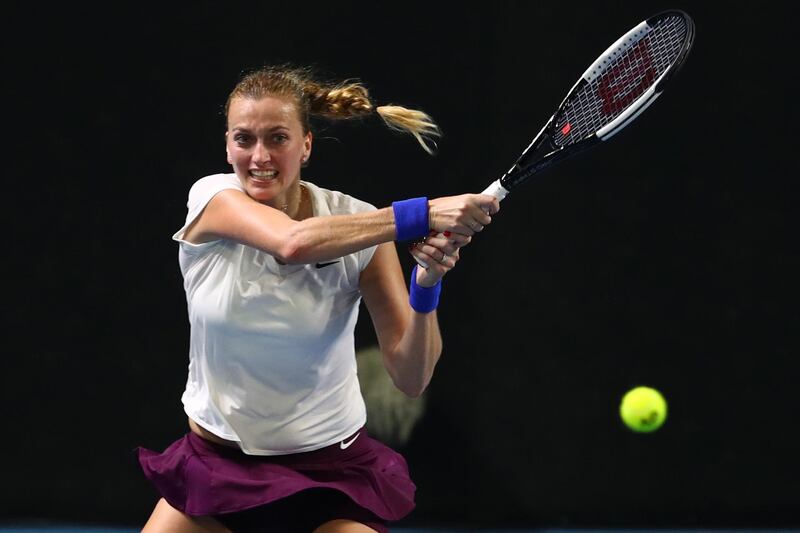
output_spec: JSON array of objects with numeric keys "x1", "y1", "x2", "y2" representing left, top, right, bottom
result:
[{"x1": 137, "y1": 66, "x2": 499, "y2": 532}]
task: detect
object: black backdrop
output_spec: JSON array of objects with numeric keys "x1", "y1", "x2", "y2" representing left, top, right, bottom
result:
[{"x1": 5, "y1": 1, "x2": 798, "y2": 529}]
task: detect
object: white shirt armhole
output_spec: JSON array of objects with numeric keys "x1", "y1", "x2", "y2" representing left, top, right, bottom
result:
[{"x1": 172, "y1": 175, "x2": 243, "y2": 255}]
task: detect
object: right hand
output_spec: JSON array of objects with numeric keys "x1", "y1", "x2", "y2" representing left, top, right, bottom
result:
[
  {"x1": 428, "y1": 194, "x2": 500, "y2": 236},
  {"x1": 409, "y1": 231, "x2": 462, "y2": 287}
]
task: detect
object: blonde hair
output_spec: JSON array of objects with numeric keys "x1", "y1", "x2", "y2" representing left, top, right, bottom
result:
[{"x1": 225, "y1": 66, "x2": 441, "y2": 154}]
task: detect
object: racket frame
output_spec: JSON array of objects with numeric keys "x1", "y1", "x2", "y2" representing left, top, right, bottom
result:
[{"x1": 483, "y1": 9, "x2": 695, "y2": 200}]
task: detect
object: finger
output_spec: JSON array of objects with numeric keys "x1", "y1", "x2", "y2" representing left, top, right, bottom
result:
[
  {"x1": 434, "y1": 222, "x2": 474, "y2": 237},
  {"x1": 415, "y1": 263, "x2": 446, "y2": 288},
  {"x1": 411, "y1": 248, "x2": 446, "y2": 272},
  {"x1": 408, "y1": 244, "x2": 429, "y2": 269},
  {"x1": 446, "y1": 232, "x2": 472, "y2": 248},
  {"x1": 441, "y1": 231, "x2": 471, "y2": 247},
  {"x1": 414, "y1": 242, "x2": 451, "y2": 264},
  {"x1": 436, "y1": 248, "x2": 458, "y2": 269},
  {"x1": 463, "y1": 219, "x2": 485, "y2": 233},
  {"x1": 430, "y1": 250, "x2": 454, "y2": 268},
  {"x1": 412, "y1": 241, "x2": 452, "y2": 267},
  {"x1": 423, "y1": 234, "x2": 460, "y2": 255},
  {"x1": 470, "y1": 207, "x2": 493, "y2": 226},
  {"x1": 478, "y1": 195, "x2": 501, "y2": 215},
  {"x1": 451, "y1": 221, "x2": 477, "y2": 236}
]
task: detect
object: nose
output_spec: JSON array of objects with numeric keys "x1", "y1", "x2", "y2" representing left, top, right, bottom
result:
[{"x1": 252, "y1": 142, "x2": 271, "y2": 165}]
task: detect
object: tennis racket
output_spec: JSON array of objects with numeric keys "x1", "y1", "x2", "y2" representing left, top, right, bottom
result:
[{"x1": 482, "y1": 9, "x2": 695, "y2": 201}]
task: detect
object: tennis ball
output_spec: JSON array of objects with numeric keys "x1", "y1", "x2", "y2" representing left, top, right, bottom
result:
[{"x1": 620, "y1": 386, "x2": 667, "y2": 433}]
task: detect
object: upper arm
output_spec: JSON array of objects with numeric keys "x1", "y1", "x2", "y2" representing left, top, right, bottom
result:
[
  {"x1": 183, "y1": 188, "x2": 297, "y2": 259},
  {"x1": 360, "y1": 242, "x2": 410, "y2": 354}
]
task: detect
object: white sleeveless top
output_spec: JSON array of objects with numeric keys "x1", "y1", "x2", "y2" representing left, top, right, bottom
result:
[{"x1": 172, "y1": 174, "x2": 377, "y2": 455}]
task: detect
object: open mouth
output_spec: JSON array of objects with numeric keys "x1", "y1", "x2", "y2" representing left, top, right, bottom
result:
[{"x1": 249, "y1": 169, "x2": 278, "y2": 182}]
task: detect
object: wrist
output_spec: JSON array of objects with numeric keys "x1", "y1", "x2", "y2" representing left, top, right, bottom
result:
[
  {"x1": 392, "y1": 197, "x2": 429, "y2": 241},
  {"x1": 409, "y1": 265, "x2": 442, "y2": 313}
]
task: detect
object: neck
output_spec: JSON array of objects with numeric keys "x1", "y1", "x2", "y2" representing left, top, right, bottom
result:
[{"x1": 277, "y1": 180, "x2": 305, "y2": 220}]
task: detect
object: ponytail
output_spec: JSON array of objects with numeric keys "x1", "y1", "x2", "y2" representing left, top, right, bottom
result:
[{"x1": 227, "y1": 66, "x2": 442, "y2": 154}]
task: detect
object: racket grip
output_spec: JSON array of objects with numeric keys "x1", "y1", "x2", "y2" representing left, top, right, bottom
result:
[
  {"x1": 416, "y1": 177, "x2": 507, "y2": 269},
  {"x1": 481, "y1": 179, "x2": 510, "y2": 201}
]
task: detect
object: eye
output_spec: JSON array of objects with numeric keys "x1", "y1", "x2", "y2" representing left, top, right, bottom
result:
[
  {"x1": 233, "y1": 133, "x2": 252, "y2": 145},
  {"x1": 271, "y1": 133, "x2": 289, "y2": 144}
]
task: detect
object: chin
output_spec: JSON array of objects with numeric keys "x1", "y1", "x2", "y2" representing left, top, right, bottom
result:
[
  {"x1": 240, "y1": 174, "x2": 279, "y2": 195},
  {"x1": 247, "y1": 188, "x2": 279, "y2": 204}
]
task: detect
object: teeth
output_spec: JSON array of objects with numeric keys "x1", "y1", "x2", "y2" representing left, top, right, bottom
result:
[{"x1": 251, "y1": 170, "x2": 277, "y2": 179}]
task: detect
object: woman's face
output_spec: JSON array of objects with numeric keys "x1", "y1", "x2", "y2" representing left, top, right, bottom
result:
[{"x1": 226, "y1": 95, "x2": 312, "y2": 206}]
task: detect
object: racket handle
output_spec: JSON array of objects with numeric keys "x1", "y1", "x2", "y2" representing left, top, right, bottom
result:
[
  {"x1": 416, "y1": 181, "x2": 507, "y2": 270},
  {"x1": 482, "y1": 179, "x2": 510, "y2": 201}
]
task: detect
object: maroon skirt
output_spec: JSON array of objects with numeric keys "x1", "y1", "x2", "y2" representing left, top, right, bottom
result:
[{"x1": 137, "y1": 427, "x2": 415, "y2": 529}]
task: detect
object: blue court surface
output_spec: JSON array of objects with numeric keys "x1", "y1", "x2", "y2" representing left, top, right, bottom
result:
[{"x1": 0, "y1": 525, "x2": 800, "y2": 533}]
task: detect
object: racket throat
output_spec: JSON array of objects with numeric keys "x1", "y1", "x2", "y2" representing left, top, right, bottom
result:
[{"x1": 501, "y1": 132, "x2": 560, "y2": 189}]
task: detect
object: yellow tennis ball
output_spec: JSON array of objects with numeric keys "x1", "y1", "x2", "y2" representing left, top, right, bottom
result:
[{"x1": 620, "y1": 386, "x2": 667, "y2": 433}]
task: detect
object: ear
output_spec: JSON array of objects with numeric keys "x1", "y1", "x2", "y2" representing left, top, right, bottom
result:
[{"x1": 302, "y1": 131, "x2": 313, "y2": 163}]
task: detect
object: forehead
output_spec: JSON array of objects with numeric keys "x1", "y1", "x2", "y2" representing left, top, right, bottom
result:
[{"x1": 227, "y1": 96, "x2": 301, "y2": 130}]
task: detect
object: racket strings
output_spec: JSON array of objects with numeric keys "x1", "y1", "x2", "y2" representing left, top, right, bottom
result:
[{"x1": 552, "y1": 14, "x2": 689, "y2": 147}]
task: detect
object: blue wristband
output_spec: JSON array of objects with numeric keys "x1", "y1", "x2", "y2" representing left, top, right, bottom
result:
[
  {"x1": 392, "y1": 197, "x2": 429, "y2": 242},
  {"x1": 409, "y1": 265, "x2": 442, "y2": 313}
]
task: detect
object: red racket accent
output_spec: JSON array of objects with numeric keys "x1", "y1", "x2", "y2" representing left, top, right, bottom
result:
[{"x1": 597, "y1": 39, "x2": 656, "y2": 116}]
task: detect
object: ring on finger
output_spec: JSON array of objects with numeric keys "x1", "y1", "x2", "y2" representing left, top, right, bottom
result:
[{"x1": 439, "y1": 253, "x2": 448, "y2": 264}]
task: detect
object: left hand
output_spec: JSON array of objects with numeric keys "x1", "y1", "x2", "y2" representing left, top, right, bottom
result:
[{"x1": 409, "y1": 231, "x2": 463, "y2": 287}]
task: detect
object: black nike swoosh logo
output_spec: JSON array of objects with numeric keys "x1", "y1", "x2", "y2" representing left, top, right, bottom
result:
[{"x1": 315, "y1": 261, "x2": 340, "y2": 269}]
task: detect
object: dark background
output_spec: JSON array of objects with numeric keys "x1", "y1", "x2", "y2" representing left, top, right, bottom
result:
[{"x1": 5, "y1": 1, "x2": 798, "y2": 529}]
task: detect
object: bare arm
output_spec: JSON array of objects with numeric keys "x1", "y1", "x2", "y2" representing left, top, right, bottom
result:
[
  {"x1": 360, "y1": 241, "x2": 458, "y2": 398},
  {"x1": 184, "y1": 188, "x2": 499, "y2": 264},
  {"x1": 184, "y1": 189, "x2": 394, "y2": 263}
]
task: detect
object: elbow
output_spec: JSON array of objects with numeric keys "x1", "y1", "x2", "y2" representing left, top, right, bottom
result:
[
  {"x1": 274, "y1": 228, "x2": 310, "y2": 264},
  {"x1": 401, "y1": 385, "x2": 427, "y2": 399},
  {"x1": 395, "y1": 376, "x2": 430, "y2": 399},
  {"x1": 275, "y1": 242, "x2": 303, "y2": 264},
  {"x1": 385, "y1": 364, "x2": 428, "y2": 399},
  {"x1": 383, "y1": 348, "x2": 438, "y2": 399}
]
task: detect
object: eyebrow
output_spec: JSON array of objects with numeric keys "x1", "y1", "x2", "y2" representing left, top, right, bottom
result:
[{"x1": 231, "y1": 125, "x2": 290, "y2": 133}]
